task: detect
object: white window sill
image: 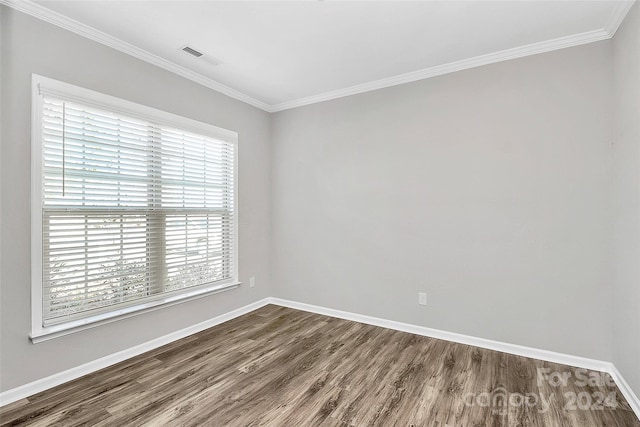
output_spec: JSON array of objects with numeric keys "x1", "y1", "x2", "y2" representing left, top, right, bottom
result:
[{"x1": 30, "y1": 281, "x2": 241, "y2": 343}]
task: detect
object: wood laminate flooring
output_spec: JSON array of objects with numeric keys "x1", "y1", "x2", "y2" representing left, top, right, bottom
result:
[{"x1": 1, "y1": 305, "x2": 638, "y2": 426}]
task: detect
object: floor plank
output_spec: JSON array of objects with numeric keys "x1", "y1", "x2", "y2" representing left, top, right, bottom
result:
[{"x1": 1, "y1": 305, "x2": 638, "y2": 426}]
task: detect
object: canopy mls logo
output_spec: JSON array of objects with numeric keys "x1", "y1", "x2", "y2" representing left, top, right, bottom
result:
[{"x1": 462, "y1": 368, "x2": 620, "y2": 415}]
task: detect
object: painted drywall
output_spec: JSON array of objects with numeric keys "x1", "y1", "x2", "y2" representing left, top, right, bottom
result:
[
  {"x1": 271, "y1": 41, "x2": 614, "y2": 361},
  {"x1": 0, "y1": 6, "x2": 271, "y2": 392},
  {"x1": 1, "y1": 0, "x2": 636, "y2": 400},
  {"x1": 613, "y1": 2, "x2": 640, "y2": 397}
]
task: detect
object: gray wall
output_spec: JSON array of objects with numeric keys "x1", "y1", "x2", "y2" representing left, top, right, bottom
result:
[
  {"x1": 613, "y1": 3, "x2": 640, "y2": 397},
  {"x1": 271, "y1": 41, "x2": 614, "y2": 361},
  {"x1": 2, "y1": 2, "x2": 639, "y2": 399},
  {"x1": 0, "y1": 7, "x2": 272, "y2": 392}
]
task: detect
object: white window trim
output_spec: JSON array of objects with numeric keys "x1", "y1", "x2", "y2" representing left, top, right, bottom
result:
[{"x1": 30, "y1": 74, "x2": 240, "y2": 342}]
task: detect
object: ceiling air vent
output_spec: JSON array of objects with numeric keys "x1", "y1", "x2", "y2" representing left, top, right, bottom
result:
[{"x1": 182, "y1": 46, "x2": 203, "y2": 58}]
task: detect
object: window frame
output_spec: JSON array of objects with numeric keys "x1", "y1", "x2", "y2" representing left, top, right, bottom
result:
[{"x1": 30, "y1": 74, "x2": 240, "y2": 343}]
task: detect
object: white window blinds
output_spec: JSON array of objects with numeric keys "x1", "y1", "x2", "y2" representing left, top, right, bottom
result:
[{"x1": 33, "y1": 76, "x2": 238, "y2": 334}]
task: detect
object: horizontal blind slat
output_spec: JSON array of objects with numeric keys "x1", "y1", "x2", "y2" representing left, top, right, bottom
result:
[{"x1": 41, "y1": 93, "x2": 236, "y2": 323}]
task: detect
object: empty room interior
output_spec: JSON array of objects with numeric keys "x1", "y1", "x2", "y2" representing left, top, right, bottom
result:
[{"x1": 1, "y1": 0, "x2": 640, "y2": 425}]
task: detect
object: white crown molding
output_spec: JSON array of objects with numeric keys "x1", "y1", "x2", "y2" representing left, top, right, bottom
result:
[
  {"x1": 269, "y1": 28, "x2": 611, "y2": 112},
  {"x1": 0, "y1": 0, "x2": 272, "y2": 112},
  {"x1": 605, "y1": 0, "x2": 636, "y2": 36},
  {"x1": 270, "y1": 0, "x2": 635, "y2": 113},
  {"x1": 0, "y1": 298, "x2": 271, "y2": 407},
  {"x1": 0, "y1": 0, "x2": 636, "y2": 112}
]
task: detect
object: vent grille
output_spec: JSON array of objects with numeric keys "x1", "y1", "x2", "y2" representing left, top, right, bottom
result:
[{"x1": 182, "y1": 46, "x2": 203, "y2": 57}]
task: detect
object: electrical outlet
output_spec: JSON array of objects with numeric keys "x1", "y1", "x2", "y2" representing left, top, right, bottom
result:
[
  {"x1": 249, "y1": 277, "x2": 255, "y2": 288},
  {"x1": 418, "y1": 292, "x2": 427, "y2": 306}
]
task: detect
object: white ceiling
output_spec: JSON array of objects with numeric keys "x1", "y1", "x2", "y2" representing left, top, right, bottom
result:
[{"x1": 14, "y1": 1, "x2": 636, "y2": 111}]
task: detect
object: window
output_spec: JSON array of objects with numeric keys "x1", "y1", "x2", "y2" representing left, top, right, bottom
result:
[{"x1": 31, "y1": 75, "x2": 239, "y2": 341}]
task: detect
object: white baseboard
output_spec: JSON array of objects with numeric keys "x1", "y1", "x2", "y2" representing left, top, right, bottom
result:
[
  {"x1": 2, "y1": 295, "x2": 639, "y2": 421},
  {"x1": 0, "y1": 298, "x2": 270, "y2": 407},
  {"x1": 609, "y1": 364, "x2": 640, "y2": 418},
  {"x1": 267, "y1": 297, "x2": 640, "y2": 420},
  {"x1": 267, "y1": 298, "x2": 611, "y2": 371}
]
